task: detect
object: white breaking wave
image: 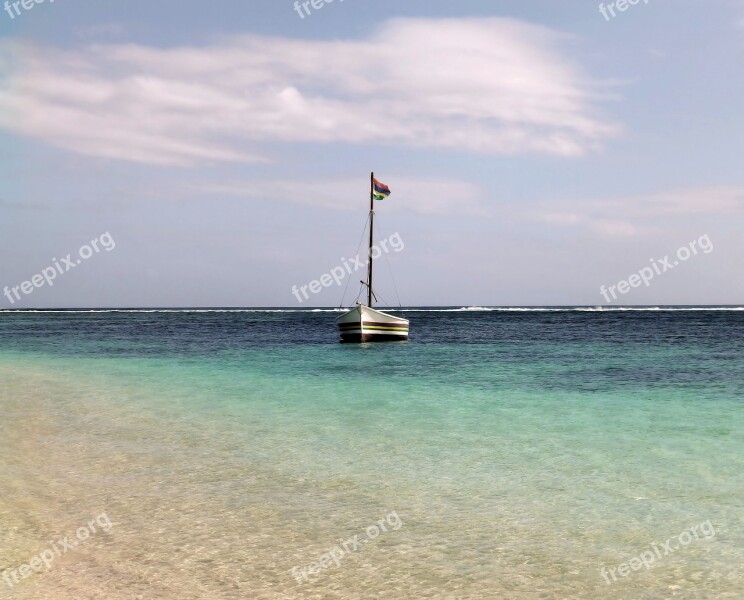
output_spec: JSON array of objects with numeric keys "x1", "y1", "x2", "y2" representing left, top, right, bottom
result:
[
  {"x1": 0, "y1": 308, "x2": 350, "y2": 314},
  {"x1": 398, "y1": 306, "x2": 744, "y2": 313},
  {"x1": 1, "y1": 306, "x2": 743, "y2": 314}
]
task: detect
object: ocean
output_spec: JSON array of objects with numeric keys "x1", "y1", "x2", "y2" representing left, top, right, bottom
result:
[{"x1": 0, "y1": 307, "x2": 742, "y2": 599}]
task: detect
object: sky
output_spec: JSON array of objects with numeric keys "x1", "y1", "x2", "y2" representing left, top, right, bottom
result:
[{"x1": 1, "y1": 0, "x2": 743, "y2": 308}]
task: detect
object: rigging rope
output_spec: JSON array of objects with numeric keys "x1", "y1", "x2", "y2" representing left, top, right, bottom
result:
[
  {"x1": 375, "y1": 223, "x2": 404, "y2": 308},
  {"x1": 339, "y1": 212, "x2": 371, "y2": 308}
]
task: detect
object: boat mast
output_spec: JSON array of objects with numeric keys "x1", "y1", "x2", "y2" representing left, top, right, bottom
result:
[{"x1": 367, "y1": 171, "x2": 374, "y2": 307}]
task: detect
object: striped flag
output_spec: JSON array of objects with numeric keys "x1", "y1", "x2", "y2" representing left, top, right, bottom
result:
[{"x1": 372, "y1": 178, "x2": 391, "y2": 201}]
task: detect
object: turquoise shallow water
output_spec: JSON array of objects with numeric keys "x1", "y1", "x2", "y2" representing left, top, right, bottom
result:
[{"x1": 0, "y1": 308, "x2": 742, "y2": 599}]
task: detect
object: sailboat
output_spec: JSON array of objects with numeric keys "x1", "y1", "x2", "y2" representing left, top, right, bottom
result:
[{"x1": 336, "y1": 173, "x2": 410, "y2": 343}]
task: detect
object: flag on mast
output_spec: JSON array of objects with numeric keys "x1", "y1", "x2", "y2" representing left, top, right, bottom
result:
[{"x1": 372, "y1": 178, "x2": 391, "y2": 201}]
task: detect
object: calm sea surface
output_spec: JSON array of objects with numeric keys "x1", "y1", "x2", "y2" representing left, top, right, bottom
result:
[{"x1": 1, "y1": 308, "x2": 742, "y2": 599}]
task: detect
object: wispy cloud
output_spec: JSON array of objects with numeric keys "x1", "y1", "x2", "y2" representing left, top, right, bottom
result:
[
  {"x1": 75, "y1": 22, "x2": 129, "y2": 40},
  {"x1": 0, "y1": 18, "x2": 617, "y2": 166},
  {"x1": 197, "y1": 177, "x2": 488, "y2": 216},
  {"x1": 534, "y1": 186, "x2": 744, "y2": 237}
]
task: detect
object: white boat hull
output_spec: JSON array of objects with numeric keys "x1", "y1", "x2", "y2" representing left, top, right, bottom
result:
[{"x1": 336, "y1": 305, "x2": 409, "y2": 343}]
